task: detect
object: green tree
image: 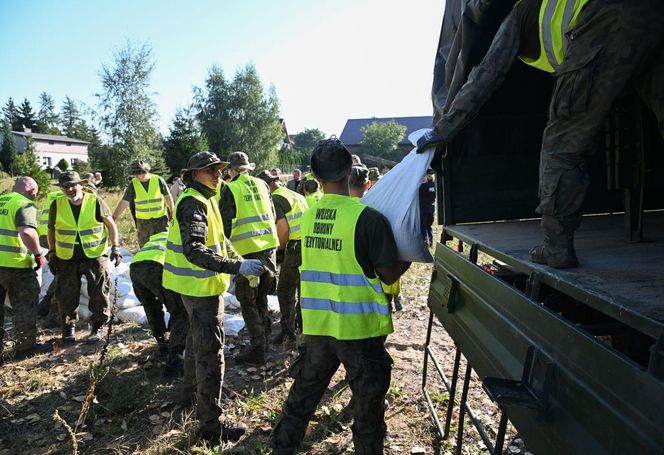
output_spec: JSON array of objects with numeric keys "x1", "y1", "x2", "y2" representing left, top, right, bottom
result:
[
  {"x1": 0, "y1": 120, "x2": 18, "y2": 174},
  {"x1": 17, "y1": 99, "x2": 37, "y2": 131},
  {"x1": 60, "y1": 96, "x2": 94, "y2": 140},
  {"x1": 14, "y1": 137, "x2": 50, "y2": 196},
  {"x1": 36, "y1": 92, "x2": 61, "y2": 135},
  {"x1": 163, "y1": 107, "x2": 207, "y2": 176},
  {"x1": 359, "y1": 120, "x2": 407, "y2": 162},
  {"x1": 195, "y1": 64, "x2": 283, "y2": 169},
  {"x1": 3, "y1": 98, "x2": 21, "y2": 131},
  {"x1": 95, "y1": 42, "x2": 166, "y2": 186},
  {"x1": 290, "y1": 128, "x2": 326, "y2": 166}
]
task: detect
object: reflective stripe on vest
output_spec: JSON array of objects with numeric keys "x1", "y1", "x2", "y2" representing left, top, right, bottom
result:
[
  {"x1": 133, "y1": 175, "x2": 167, "y2": 220},
  {"x1": 162, "y1": 187, "x2": 229, "y2": 297},
  {"x1": 131, "y1": 231, "x2": 168, "y2": 265},
  {"x1": 273, "y1": 186, "x2": 308, "y2": 241},
  {"x1": 519, "y1": 0, "x2": 589, "y2": 73},
  {"x1": 38, "y1": 191, "x2": 63, "y2": 237},
  {"x1": 226, "y1": 173, "x2": 278, "y2": 255},
  {"x1": 0, "y1": 192, "x2": 35, "y2": 268},
  {"x1": 54, "y1": 193, "x2": 107, "y2": 260},
  {"x1": 300, "y1": 194, "x2": 393, "y2": 340}
]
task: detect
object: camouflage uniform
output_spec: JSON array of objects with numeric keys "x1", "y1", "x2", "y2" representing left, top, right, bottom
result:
[
  {"x1": 435, "y1": 0, "x2": 664, "y2": 263},
  {"x1": 277, "y1": 240, "x2": 302, "y2": 334},
  {"x1": 175, "y1": 180, "x2": 243, "y2": 438},
  {"x1": 0, "y1": 267, "x2": 40, "y2": 352},
  {"x1": 129, "y1": 261, "x2": 187, "y2": 360},
  {"x1": 272, "y1": 336, "x2": 393, "y2": 454},
  {"x1": 136, "y1": 216, "x2": 169, "y2": 247},
  {"x1": 55, "y1": 257, "x2": 110, "y2": 329}
]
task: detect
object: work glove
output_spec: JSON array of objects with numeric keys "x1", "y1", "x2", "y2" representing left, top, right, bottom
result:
[
  {"x1": 46, "y1": 250, "x2": 58, "y2": 275},
  {"x1": 33, "y1": 253, "x2": 46, "y2": 271},
  {"x1": 110, "y1": 246, "x2": 123, "y2": 267},
  {"x1": 239, "y1": 259, "x2": 264, "y2": 277},
  {"x1": 416, "y1": 129, "x2": 446, "y2": 154},
  {"x1": 276, "y1": 249, "x2": 285, "y2": 265}
]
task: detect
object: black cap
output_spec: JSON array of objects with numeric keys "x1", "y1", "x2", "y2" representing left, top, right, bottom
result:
[
  {"x1": 304, "y1": 178, "x2": 319, "y2": 193},
  {"x1": 310, "y1": 136, "x2": 352, "y2": 182}
]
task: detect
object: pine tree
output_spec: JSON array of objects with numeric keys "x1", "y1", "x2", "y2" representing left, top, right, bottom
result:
[
  {"x1": 36, "y1": 92, "x2": 61, "y2": 135},
  {"x1": 17, "y1": 99, "x2": 37, "y2": 131},
  {"x1": 0, "y1": 120, "x2": 18, "y2": 175},
  {"x1": 3, "y1": 98, "x2": 21, "y2": 131},
  {"x1": 163, "y1": 107, "x2": 207, "y2": 176}
]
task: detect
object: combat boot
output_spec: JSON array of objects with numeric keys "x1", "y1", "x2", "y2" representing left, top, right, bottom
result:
[
  {"x1": 62, "y1": 323, "x2": 76, "y2": 344},
  {"x1": 14, "y1": 342, "x2": 53, "y2": 361},
  {"x1": 221, "y1": 420, "x2": 247, "y2": 442},
  {"x1": 529, "y1": 231, "x2": 578, "y2": 269},
  {"x1": 86, "y1": 325, "x2": 104, "y2": 344},
  {"x1": 235, "y1": 345, "x2": 265, "y2": 365}
]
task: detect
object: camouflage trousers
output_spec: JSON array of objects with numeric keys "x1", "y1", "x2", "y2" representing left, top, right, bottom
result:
[
  {"x1": 235, "y1": 249, "x2": 276, "y2": 349},
  {"x1": 129, "y1": 261, "x2": 188, "y2": 355},
  {"x1": 136, "y1": 216, "x2": 169, "y2": 248},
  {"x1": 538, "y1": 0, "x2": 664, "y2": 240},
  {"x1": 272, "y1": 335, "x2": 393, "y2": 455},
  {"x1": 0, "y1": 266, "x2": 40, "y2": 351},
  {"x1": 181, "y1": 294, "x2": 225, "y2": 435},
  {"x1": 55, "y1": 257, "x2": 110, "y2": 329},
  {"x1": 277, "y1": 240, "x2": 301, "y2": 335}
]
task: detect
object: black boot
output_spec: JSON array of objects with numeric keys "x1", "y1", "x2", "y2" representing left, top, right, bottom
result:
[
  {"x1": 86, "y1": 325, "x2": 104, "y2": 343},
  {"x1": 235, "y1": 345, "x2": 265, "y2": 365},
  {"x1": 14, "y1": 342, "x2": 53, "y2": 361},
  {"x1": 221, "y1": 420, "x2": 247, "y2": 442},
  {"x1": 529, "y1": 232, "x2": 578, "y2": 269},
  {"x1": 62, "y1": 323, "x2": 76, "y2": 344}
]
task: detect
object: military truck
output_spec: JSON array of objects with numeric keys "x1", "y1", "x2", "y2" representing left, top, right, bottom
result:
[{"x1": 422, "y1": 1, "x2": 664, "y2": 454}]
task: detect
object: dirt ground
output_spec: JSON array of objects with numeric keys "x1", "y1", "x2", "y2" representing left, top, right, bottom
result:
[{"x1": 0, "y1": 253, "x2": 522, "y2": 455}]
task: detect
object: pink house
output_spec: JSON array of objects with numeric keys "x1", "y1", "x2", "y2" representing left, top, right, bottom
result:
[{"x1": 6, "y1": 129, "x2": 89, "y2": 169}]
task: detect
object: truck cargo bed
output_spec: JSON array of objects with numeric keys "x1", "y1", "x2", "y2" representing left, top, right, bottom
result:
[{"x1": 445, "y1": 211, "x2": 664, "y2": 338}]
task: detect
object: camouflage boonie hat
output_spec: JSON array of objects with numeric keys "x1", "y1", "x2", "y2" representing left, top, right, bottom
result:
[
  {"x1": 349, "y1": 164, "x2": 369, "y2": 187},
  {"x1": 182, "y1": 152, "x2": 228, "y2": 182},
  {"x1": 256, "y1": 170, "x2": 279, "y2": 184},
  {"x1": 304, "y1": 179, "x2": 319, "y2": 193},
  {"x1": 368, "y1": 167, "x2": 381, "y2": 181},
  {"x1": 59, "y1": 171, "x2": 83, "y2": 186},
  {"x1": 130, "y1": 160, "x2": 151, "y2": 175},
  {"x1": 227, "y1": 152, "x2": 256, "y2": 171}
]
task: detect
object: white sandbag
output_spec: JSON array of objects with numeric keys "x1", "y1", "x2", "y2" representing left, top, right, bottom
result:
[
  {"x1": 78, "y1": 302, "x2": 91, "y2": 320},
  {"x1": 224, "y1": 292, "x2": 241, "y2": 310},
  {"x1": 116, "y1": 305, "x2": 147, "y2": 325},
  {"x1": 225, "y1": 314, "x2": 246, "y2": 336},
  {"x1": 361, "y1": 128, "x2": 435, "y2": 263},
  {"x1": 268, "y1": 294, "x2": 280, "y2": 316}
]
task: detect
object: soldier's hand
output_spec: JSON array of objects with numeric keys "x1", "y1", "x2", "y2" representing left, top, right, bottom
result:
[
  {"x1": 239, "y1": 259, "x2": 264, "y2": 276},
  {"x1": 46, "y1": 250, "x2": 58, "y2": 275},
  {"x1": 416, "y1": 129, "x2": 446, "y2": 154},
  {"x1": 33, "y1": 253, "x2": 46, "y2": 271},
  {"x1": 110, "y1": 246, "x2": 123, "y2": 267}
]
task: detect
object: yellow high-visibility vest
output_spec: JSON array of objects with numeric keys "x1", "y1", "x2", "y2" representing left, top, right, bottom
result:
[
  {"x1": 226, "y1": 173, "x2": 278, "y2": 255},
  {"x1": 300, "y1": 194, "x2": 393, "y2": 340},
  {"x1": 131, "y1": 231, "x2": 168, "y2": 265},
  {"x1": 38, "y1": 191, "x2": 63, "y2": 237},
  {"x1": 273, "y1": 186, "x2": 308, "y2": 241},
  {"x1": 54, "y1": 193, "x2": 107, "y2": 260},
  {"x1": 163, "y1": 187, "x2": 230, "y2": 297},
  {"x1": 519, "y1": 0, "x2": 590, "y2": 73},
  {"x1": 133, "y1": 175, "x2": 167, "y2": 220},
  {"x1": 0, "y1": 192, "x2": 36, "y2": 268}
]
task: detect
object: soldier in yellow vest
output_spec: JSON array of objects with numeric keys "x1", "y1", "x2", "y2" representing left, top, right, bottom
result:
[
  {"x1": 163, "y1": 151, "x2": 263, "y2": 443},
  {"x1": 427, "y1": 0, "x2": 664, "y2": 268},
  {"x1": 0, "y1": 177, "x2": 51, "y2": 361},
  {"x1": 47, "y1": 171, "x2": 122, "y2": 344},
  {"x1": 130, "y1": 231, "x2": 187, "y2": 376},
  {"x1": 112, "y1": 160, "x2": 174, "y2": 247},
  {"x1": 256, "y1": 170, "x2": 309, "y2": 344},
  {"x1": 271, "y1": 138, "x2": 411, "y2": 454},
  {"x1": 303, "y1": 178, "x2": 323, "y2": 207},
  {"x1": 219, "y1": 152, "x2": 279, "y2": 364}
]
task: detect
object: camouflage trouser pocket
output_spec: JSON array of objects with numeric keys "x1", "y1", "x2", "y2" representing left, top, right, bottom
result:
[{"x1": 551, "y1": 45, "x2": 603, "y2": 117}]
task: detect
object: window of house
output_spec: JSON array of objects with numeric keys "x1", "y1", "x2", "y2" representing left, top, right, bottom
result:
[
  {"x1": 48, "y1": 141, "x2": 54, "y2": 145},
  {"x1": 71, "y1": 158, "x2": 79, "y2": 166},
  {"x1": 66, "y1": 142, "x2": 71, "y2": 146},
  {"x1": 43, "y1": 157, "x2": 52, "y2": 166}
]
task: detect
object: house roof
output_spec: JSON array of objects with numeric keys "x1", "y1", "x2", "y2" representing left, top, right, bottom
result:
[
  {"x1": 12, "y1": 131, "x2": 89, "y2": 145},
  {"x1": 339, "y1": 116, "x2": 433, "y2": 146}
]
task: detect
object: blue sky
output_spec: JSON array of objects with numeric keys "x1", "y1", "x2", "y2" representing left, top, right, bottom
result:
[{"x1": 0, "y1": 0, "x2": 444, "y2": 137}]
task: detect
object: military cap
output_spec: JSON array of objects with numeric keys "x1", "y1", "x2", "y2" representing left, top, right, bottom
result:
[
  {"x1": 368, "y1": 167, "x2": 381, "y2": 181},
  {"x1": 59, "y1": 171, "x2": 83, "y2": 186},
  {"x1": 130, "y1": 160, "x2": 151, "y2": 175},
  {"x1": 349, "y1": 164, "x2": 369, "y2": 187},
  {"x1": 182, "y1": 152, "x2": 228, "y2": 182},
  {"x1": 310, "y1": 136, "x2": 352, "y2": 182},
  {"x1": 256, "y1": 169, "x2": 279, "y2": 184},
  {"x1": 227, "y1": 151, "x2": 256, "y2": 171}
]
